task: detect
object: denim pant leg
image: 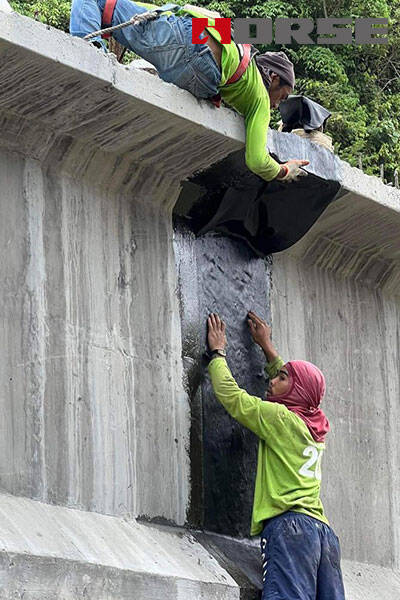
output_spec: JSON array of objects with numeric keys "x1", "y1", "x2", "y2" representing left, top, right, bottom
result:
[
  {"x1": 169, "y1": 17, "x2": 221, "y2": 98},
  {"x1": 111, "y1": 0, "x2": 221, "y2": 98},
  {"x1": 316, "y1": 525, "x2": 346, "y2": 600},
  {"x1": 70, "y1": 0, "x2": 107, "y2": 48},
  {"x1": 71, "y1": 0, "x2": 221, "y2": 98},
  {"x1": 261, "y1": 512, "x2": 320, "y2": 600}
]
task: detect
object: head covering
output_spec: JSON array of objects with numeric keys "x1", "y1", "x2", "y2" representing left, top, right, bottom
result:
[
  {"x1": 267, "y1": 360, "x2": 330, "y2": 442},
  {"x1": 255, "y1": 51, "x2": 295, "y2": 90}
]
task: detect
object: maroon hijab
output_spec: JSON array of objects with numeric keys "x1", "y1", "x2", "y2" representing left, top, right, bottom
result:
[{"x1": 268, "y1": 360, "x2": 330, "y2": 442}]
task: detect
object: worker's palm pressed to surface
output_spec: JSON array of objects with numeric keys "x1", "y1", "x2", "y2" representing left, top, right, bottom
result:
[
  {"x1": 207, "y1": 313, "x2": 227, "y2": 351},
  {"x1": 247, "y1": 311, "x2": 271, "y2": 348}
]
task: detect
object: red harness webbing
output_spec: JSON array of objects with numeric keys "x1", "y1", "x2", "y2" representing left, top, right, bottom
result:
[
  {"x1": 101, "y1": 0, "x2": 118, "y2": 38},
  {"x1": 226, "y1": 43, "x2": 251, "y2": 84},
  {"x1": 210, "y1": 43, "x2": 252, "y2": 108}
]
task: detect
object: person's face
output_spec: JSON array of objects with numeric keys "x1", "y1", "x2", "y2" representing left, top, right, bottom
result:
[
  {"x1": 268, "y1": 75, "x2": 292, "y2": 109},
  {"x1": 266, "y1": 367, "x2": 290, "y2": 397}
]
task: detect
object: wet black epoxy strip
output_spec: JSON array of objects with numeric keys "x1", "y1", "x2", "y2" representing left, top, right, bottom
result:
[{"x1": 174, "y1": 219, "x2": 271, "y2": 536}]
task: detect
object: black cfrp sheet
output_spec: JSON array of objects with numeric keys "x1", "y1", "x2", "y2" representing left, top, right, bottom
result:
[
  {"x1": 174, "y1": 149, "x2": 340, "y2": 257},
  {"x1": 174, "y1": 223, "x2": 272, "y2": 536}
]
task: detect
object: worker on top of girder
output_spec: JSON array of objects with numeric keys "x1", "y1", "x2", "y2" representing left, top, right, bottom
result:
[
  {"x1": 206, "y1": 312, "x2": 346, "y2": 600},
  {"x1": 69, "y1": 0, "x2": 309, "y2": 184}
]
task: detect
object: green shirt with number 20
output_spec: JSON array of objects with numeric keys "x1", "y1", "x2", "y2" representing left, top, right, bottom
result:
[{"x1": 208, "y1": 356, "x2": 329, "y2": 536}]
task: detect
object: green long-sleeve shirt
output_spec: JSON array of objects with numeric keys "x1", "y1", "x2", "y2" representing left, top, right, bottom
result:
[
  {"x1": 217, "y1": 45, "x2": 281, "y2": 182},
  {"x1": 136, "y1": 3, "x2": 281, "y2": 181},
  {"x1": 208, "y1": 356, "x2": 328, "y2": 536}
]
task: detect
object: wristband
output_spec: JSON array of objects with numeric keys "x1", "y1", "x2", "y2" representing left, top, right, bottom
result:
[{"x1": 277, "y1": 164, "x2": 289, "y2": 180}]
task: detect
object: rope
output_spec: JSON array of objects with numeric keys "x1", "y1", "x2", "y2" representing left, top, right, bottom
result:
[{"x1": 83, "y1": 10, "x2": 159, "y2": 40}]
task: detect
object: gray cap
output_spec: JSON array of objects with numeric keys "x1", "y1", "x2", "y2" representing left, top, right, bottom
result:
[{"x1": 255, "y1": 51, "x2": 295, "y2": 89}]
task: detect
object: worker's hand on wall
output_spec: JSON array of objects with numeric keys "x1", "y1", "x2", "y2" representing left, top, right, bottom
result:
[
  {"x1": 276, "y1": 159, "x2": 309, "y2": 182},
  {"x1": 247, "y1": 312, "x2": 271, "y2": 347},
  {"x1": 207, "y1": 313, "x2": 227, "y2": 351},
  {"x1": 247, "y1": 312, "x2": 278, "y2": 362}
]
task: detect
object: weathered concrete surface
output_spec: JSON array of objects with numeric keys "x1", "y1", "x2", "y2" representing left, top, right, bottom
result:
[
  {"x1": 1, "y1": 6, "x2": 400, "y2": 599},
  {"x1": 0, "y1": 495, "x2": 239, "y2": 599},
  {"x1": 341, "y1": 559, "x2": 400, "y2": 599},
  {"x1": 0, "y1": 144, "x2": 191, "y2": 522},
  {"x1": 0, "y1": 0, "x2": 12, "y2": 13},
  {"x1": 284, "y1": 178, "x2": 400, "y2": 296},
  {"x1": 271, "y1": 253, "x2": 400, "y2": 589}
]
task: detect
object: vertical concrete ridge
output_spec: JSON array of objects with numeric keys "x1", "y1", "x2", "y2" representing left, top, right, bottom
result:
[{"x1": 23, "y1": 159, "x2": 48, "y2": 502}]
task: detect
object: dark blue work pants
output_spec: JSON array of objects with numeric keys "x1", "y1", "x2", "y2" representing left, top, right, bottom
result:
[{"x1": 261, "y1": 512, "x2": 346, "y2": 600}]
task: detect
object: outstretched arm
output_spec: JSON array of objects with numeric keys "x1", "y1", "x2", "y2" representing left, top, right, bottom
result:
[
  {"x1": 207, "y1": 314, "x2": 278, "y2": 438},
  {"x1": 244, "y1": 94, "x2": 309, "y2": 183}
]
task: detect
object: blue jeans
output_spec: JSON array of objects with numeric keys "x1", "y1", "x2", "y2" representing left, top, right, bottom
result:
[
  {"x1": 70, "y1": 0, "x2": 221, "y2": 98},
  {"x1": 261, "y1": 512, "x2": 346, "y2": 600}
]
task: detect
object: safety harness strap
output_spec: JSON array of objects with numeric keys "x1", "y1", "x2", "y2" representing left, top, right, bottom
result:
[
  {"x1": 210, "y1": 43, "x2": 253, "y2": 107},
  {"x1": 225, "y1": 43, "x2": 252, "y2": 85},
  {"x1": 101, "y1": 0, "x2": 118, "y2": 38}
]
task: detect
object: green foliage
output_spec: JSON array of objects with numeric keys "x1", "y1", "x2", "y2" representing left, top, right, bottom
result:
[
  {"x1": 11, "y1": 0, "x2": 71, "y2": 31},
  {"x1": 294, "y1": 47, "x2": 349, "y2": 84},
  {"x1": 9, "y1": 0, "x2": 400, "y2": 179}
]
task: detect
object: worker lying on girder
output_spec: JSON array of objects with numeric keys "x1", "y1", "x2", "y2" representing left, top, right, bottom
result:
[
  {"x1": 206, "y1": 312, "x2": 346, "y2": 600},
  {"x1": 70, "y1": 0, "x2": 309, "y2": 183}
]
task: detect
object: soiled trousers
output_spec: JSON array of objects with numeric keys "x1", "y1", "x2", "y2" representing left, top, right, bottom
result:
[{"x1": 261, "y1": 512, "x2": 346, "y2": 600}]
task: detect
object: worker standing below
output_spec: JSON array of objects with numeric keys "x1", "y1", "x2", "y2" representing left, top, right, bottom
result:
[
  {"x1": 70, "y1": 0, "x2": 309, "y2": 183},
  {"x1": 206, "y1": 312, "x2": 346, "y2": 600}
]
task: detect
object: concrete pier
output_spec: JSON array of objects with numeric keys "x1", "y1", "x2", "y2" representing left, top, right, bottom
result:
[{"x1": 1, "y1": 8, "x2": 400, "y2": 598}]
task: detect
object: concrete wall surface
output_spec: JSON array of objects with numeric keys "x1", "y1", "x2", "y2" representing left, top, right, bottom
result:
[
  {"x1": 0, "y1": 145, "x2": 192, "y2": 523},
  {"x1": 0, "y1": 0, "x2": 12, "y2": 13},
  {"x1": 1, "y1": 7, "x2": 400, "y2": 599},
  {"x1": 271, "y1": 254, "x2": 400, "y2": 571}
]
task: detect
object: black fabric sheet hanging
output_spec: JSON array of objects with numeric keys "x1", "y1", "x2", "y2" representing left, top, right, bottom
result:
[
  {"x1": 175, "y1": 148, "x2": 341, "y2": 258},
  {"x1": 278, "y1": 95, "x2": 332, "y2": 132}
]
